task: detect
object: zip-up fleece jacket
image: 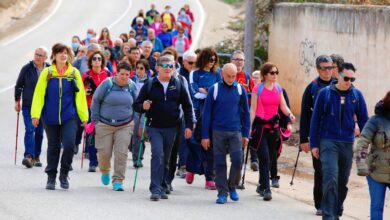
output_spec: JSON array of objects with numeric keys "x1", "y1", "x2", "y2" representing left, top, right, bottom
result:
[
  {"x1": 133, "y1": 76, "x2": 194, "y2": 129},
  {"x1": 309, "y1": 84, "x2": 368, "y2": 148},
  {"x1": 31, "y1": 63, "x2": 89, "y2": 125},
  {"x1": 201, "y1": 81, "x2": 250, "y2": 139},
  {"x1": 14, "y1": 61, "x2": 49, "y2": 107}
]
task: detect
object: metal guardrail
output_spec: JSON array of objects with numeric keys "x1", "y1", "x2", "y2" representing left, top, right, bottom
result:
[{"x1": 217, "y1": 53, "x2": 264, "y2": 69}]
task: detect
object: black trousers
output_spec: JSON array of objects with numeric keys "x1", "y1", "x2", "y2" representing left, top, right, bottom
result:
[
  {"x1": 312, "y1": 154, "x2": 323, "y2": 210},
  {"x1": 43, "y1": 119, "x2": 77, "y2": 176}
]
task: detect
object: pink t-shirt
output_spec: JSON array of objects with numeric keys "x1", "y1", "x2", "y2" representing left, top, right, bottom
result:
[{"x1": 253, "y1": 84, "x2": 281, "y2": 120}]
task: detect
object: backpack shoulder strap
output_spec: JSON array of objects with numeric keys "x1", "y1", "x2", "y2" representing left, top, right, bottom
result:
[
  {"x1": 310, "y1": 77, "x2": 320, "y2": 99},
  {"x1": 257, "y1": 82, "x2": 264, "y2": 96},
  {"x1": 237, "y1": 83, "x2": 242, "y2": 96},
  {"x1": 275, "y1": 83, "x2": 282, "y2": 94},
  {"x1": 213, "y1": 83, "x2": 219, "y2": 100},
  {"x1": 351, "y1": 87, "x2": 360, "y2": 113},
  {"x1": 100, "y1": 77, "x2": 114, "y2": 103}
]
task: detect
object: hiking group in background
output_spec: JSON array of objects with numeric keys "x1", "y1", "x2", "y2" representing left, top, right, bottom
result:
[{"x1": 12, "y1": 3, "x2": 390, "y2": 220}]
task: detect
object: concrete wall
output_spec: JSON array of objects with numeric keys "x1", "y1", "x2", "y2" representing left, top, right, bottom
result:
[{"x1": 268, "y1": 3, "x2": 390, "y2": 115}]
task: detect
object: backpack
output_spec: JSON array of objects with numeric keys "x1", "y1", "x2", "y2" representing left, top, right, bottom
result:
[
  {"x1": 310, "y1": 77, "x2": 321, "y2": 101},
  {"x1": 256, "y1": 82, "x2": 282, "y2": 97},
  {"x1": 83, "y1": 71, "x2": 111, "y2": 93},
  {"x1": 212, "y1": 82, "x2": 242, "y2": 100},
  {"x1": 101, "y1": 77, "x2": 135, "y2": 102}
]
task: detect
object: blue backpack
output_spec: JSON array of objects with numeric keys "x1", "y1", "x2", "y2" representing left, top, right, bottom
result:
[{"x1": 256, "y1": 82, "x2": 282, "y2": 97}]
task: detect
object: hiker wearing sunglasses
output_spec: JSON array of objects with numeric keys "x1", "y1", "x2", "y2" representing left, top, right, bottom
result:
[
  {"x1": 133, "y1": 55, "x2": 194, "y2": 201},
  {"x1": 299, "y1": 55, "x2": 335, "y2": 216},
  {"x1": 310, "y1": 62, "x2": 368, "y2": 219}
]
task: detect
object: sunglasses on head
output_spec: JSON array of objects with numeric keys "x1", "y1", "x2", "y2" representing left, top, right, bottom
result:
[
  {"x1": 268, "y1": 71, "x2": 279, "y2": 75},
  {"x1": 319, "y1": 66, "x2": 333, "y2": 71},
  {"x1": 92, "y1": 56, "x2": 102, "y2": 61},
  {"x1": 160, "y1": 63, "x2": 174, "y2": 69},
  {"x1": 339, "y1": 72, "x2": 356, "y2": 82}
]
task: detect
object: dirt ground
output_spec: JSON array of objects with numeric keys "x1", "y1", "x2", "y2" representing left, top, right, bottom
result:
[{"x1": 1, "y1": 0, "x2": 388, "y2": 219}]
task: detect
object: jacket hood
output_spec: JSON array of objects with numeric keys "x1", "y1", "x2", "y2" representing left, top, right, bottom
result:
[{"x1": 375, "y1": 101, "x2": 390, "y2": 119}]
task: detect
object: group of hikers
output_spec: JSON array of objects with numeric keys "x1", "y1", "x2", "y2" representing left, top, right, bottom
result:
[{"x1": 12, "y1": 3, "x2": 390, "y2": 220}]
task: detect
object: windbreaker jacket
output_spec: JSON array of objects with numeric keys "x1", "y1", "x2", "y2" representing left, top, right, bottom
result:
[{"x1": 31, "y1": 63, "x2": 88, "y2": 125}]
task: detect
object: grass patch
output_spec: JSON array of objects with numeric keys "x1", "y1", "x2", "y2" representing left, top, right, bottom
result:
[{"x1": 224, "y1": 0, "x2": 243, "y2": 4}]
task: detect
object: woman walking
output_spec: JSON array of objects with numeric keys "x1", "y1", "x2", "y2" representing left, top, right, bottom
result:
[
  {"x1": 355, "y1": 91, "x2": 390, "y2": 220},
  {"x1": 31, "y1": 43, "x2": 88, "y2": 190}
]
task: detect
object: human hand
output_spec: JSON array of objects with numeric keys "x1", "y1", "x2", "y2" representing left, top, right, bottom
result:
[
  {"x1": 85, "y1": 122, "x2": 95, "y2": 134},
  {"x1": 143, "y1": 100, "x2": 152, "y2": 110},
  {"x1": 354, "y1": 123, "x2": 360, "y2": 137},
  {"x1": 300, "y1": 142, "x2": 310, "y2": 153},
  {"x1": 242, "y1": 137, "x2": 249, "y2": 148},
  {"x1": 289, "y1": 113, "x2": 296, "y2": 124},
  {"x1": 311, "y1": 148, "x2": 319, "y2": 159},
  {"x1": 199, "y1": 88, "x2": 208, "y2": 94},
  {"x1": 15, "y1": 101, "x2": 21, "y2": 112},
  {"x1": 32, "y1": 118, "x2": 39, "y2": 128},
  {"x1": 201, "y1": 139, "x2": 210, "y2": 150},
  {"x1": 184, "y1": 128, "x2": 192, "y2": 139}
]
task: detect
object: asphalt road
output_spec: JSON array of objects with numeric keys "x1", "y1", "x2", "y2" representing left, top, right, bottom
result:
[{"x1": 0, "y1": 0, "x2": 350, "y2": 219}]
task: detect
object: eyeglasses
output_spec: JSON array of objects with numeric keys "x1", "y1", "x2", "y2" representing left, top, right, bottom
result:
[
  {"x1": 339, "y1": 72, "x2": 356, "y2": 82},
  {"x1": 35, "y1": 53, "x2": 46, "y2": 58},
  {"x1": 102, "y1": 30, "x2": 108, "y2": 33},
  {"x1": 136, "y1": 66, "x2": 145, "y2": 70},
  {"x1": 92, "y1": 56, "x2": 102, "y2": 61},
  {"x1": 319, "y1": 66, "x2": 333, "y2": 71},
  {"x1": 209, "y1": 58, "x2": 216, "y2": 63},
  {"x1": 232, "y1": 58, "x2": 244, "y2": 62},
  {"x1": 160, "y1": 63, "x2": 174, "y2": 69},
  {"x1": 268, "y1": 71, "x2": 279, "y2": 75},
  {"x1": 187, "y1": 61, "x2": 195, "y2": 65}
]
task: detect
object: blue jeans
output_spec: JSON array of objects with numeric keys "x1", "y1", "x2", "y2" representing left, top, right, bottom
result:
[
  {"x1": 367, "y1": 175, "x2": 390, "y2": 220},
  {"x1": 86, "y1": 109, "x2": 98, "y2": 167},
  {"x1": 212, "y1": 130, "x2": 242, "y2": 196},
  {"x1": 131, "y1": 113, "x2": 145, "y2": 163},
  {"x1": 320, "y1": 139, "x2": 353, "y2": 220},
  {"x1": 22, "y1": 106, "x2": 43, "y2": 158},
  {"x1": 147, "y1": 126, "x2": 177, "y2": 195}
]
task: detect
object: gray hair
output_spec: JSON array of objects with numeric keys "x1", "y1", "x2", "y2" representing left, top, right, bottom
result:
[
  {"x1": 230, "y1": 50, "x2": 245, "y2": 60},
  {"x1": 222, "y1": 63, "x2": 237, "y2": 73},
  {"x1": 87, "y1": 43, "x2": 100, "y2": 53},
  {"x1": 142, "y1": 40, "x2": 153, "y2": 47},
  {"x1": 315, "y1": 55, "x2": 332, "y2": 69},
  {"x1": 157, "y1": 55, "x2": 174, "y2": 66},
  {"x1": 136, "y1": 17, "x2": 144, "y2": 23},
  {"x1": 36, "y1": 46, "x2": 49, "y2": 56},
  {"x1": 183, "y1": 51, "x2": 197, "y2": 60},
  {"x1": 330, "y1": 54, "x2": 344, "y2": 69}
]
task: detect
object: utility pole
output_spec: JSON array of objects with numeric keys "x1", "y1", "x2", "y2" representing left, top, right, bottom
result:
[{"x1": 244, "y1": 0, "x2": 255, "y2": 73}]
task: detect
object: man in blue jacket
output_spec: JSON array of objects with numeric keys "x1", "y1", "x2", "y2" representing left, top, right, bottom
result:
[
  {"x1": 201, "y1": 63, "x2": 250, "y2": 204},
  {"x1": 133, "y1": 55, "x2": 194, "y2": 201},
  {"x1": 310, "y1": 63, "x2": 368, "y2": 219},
  {"x1": 14, "y1": 47, "x2": 49, "y2": 168}
]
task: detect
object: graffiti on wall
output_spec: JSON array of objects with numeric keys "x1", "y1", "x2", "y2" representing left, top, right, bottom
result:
[{"x1": 299, "y1": 38, "x2": 317, "y2": 75}]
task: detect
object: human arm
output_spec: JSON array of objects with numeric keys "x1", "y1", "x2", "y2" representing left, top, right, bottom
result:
[
  {"x1": 31, "y1": 67, "x2": 49, "y2": 120},
  {"x1": 354, "y1": 117, "x2": 376, "y2": 176},
  {"x1": 14, "y1": 65, "x2": 27, "y2": 111},
  {"x1": 74, "y1": 69, "x2": 89, "y2": 124},
  {"x1": 279, "y1": 91, "x2": 295, "y2": 124},
  {"x1": 299, "y1": 85, "x2": 313, "y2": 152}
]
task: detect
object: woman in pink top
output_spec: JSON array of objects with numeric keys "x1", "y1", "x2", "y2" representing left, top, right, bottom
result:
[
  {"x1": 149, "y1": 15, "x2": 163, "y2": 36},
  {"x1": 249, "y1": 62, "x2": 295, "y2": 201}
]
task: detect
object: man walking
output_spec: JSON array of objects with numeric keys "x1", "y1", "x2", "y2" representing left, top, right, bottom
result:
[
  {"x1": 310, "y1": 63, "x2": 368, "y2": 219},
  {"x1": 134, "y1": 55, "x2": 194, "y2": 201},
  {"x1": 201, "y1": 63, "x2": 250, "y2": 204},
  {"x1": 299, "y1": 55, "x2": 335, "y2": 215},
  {"x1": 14, "y1": 47, "x2": 49, "y2": 168}
]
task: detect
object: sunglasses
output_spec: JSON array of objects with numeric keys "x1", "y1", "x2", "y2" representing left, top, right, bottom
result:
[
  {"x1": 268, "y1": 71, "x2": 279, "y2": 75},
  {"x1": 339, "y1": 72, "x2": 356, "y2": 82},
  {"x1": 209, "y1": 58, "x2": 216, "y2": 63},
  {"x1": 232, "y1": 58, "x2": 244, "y2": 62},
  {"x1": 319, "y1": 66, "x2": 333, "y2": 71},
  {"x1": 35, "y1": 53, "x2": 46, "y2": 58},
  {"x1": 160, "y1": 64, "x2": 174, "y2": 69},
  {"x1": 92, "y1": 57, "x2": 102, "y2": 61},
  {"x1": 187, "y1": 61, "x2": 195, "y2": 65},
  {"x1": 136, "y1": 66, "x2": 145, "y2": 70}
]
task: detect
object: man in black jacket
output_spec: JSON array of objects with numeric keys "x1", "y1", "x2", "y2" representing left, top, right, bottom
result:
[
  {"x1": 133, "y1": 55, "x2": 194, "y2": 201},
  {"x1": 14, "y1": 47, "x2": 49, "y2": 168}
]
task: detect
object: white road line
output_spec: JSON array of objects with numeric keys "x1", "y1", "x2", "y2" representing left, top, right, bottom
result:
[
  {"x1": 0, "y1": 0, "x2": 63, "y2": 47},
  {"x1": 0, "y1": 84, "x2": 15, "y2": 94},
  {"x1": 108, "y1": 0, "x2": 133, "y2": 29},
  {"x1": 190, "y1": 0, "x2": 206, "y2": 51}
]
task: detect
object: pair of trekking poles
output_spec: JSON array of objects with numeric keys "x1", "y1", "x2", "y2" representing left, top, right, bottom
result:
[{"x1": 238, "y1": 142, "x2": 301, "y2": 189}]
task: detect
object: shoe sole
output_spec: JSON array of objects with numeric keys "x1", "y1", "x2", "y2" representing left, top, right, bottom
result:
[
  {"x1": 22, "y1": 159, "x2": 33, "y2": 168},
  {"x1": 34, "y1": 163, "x2": 42, "y2": 167},
  {"x1": 161, "y1": 195, "x2": 168, "y2": 199},
  {"x1": 60, "y1": 184, "x2": 69, "y2": 190},
  {"x1": 250, "y1": 164, "x2": 259, "y2": 171},
  {"x1": 263, "y1": 196, "x2": 272, "y2": 201},
  {"x1": 46, "y1": 186, "x2": 55, "y2": 190},
  {"x1": 150, "y1": 198, "x2": 159, "y2": 201},
  {"x1": 271, "y1": 184, "x2": 280, "y2": 188}
]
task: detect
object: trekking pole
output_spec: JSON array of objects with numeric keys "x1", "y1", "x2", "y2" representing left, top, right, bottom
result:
[
  {"x1": 239, "y1": 144, "x2": 250, "y2": 190},
  {"x1": 290, "y1": 143, "x2": 301, "y2": 186},
  {"x1": 14, "y1": 112, "x2": 20, "y2": 165},
  {"x1": 133, "y1": 114, "x2": 147, "y2": 192},
  {"x1": 81, "y1": 129, "x2": 86, "y2": 169}
]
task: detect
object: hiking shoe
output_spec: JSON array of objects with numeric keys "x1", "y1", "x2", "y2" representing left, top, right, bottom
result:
[
  {"x1": 229, "y1": 190, "x2": 239, "y2": 201},
  {"x1": 271, "y1": 178, "x2": 280, "y2": 188},
  {"x1": 133, "y1": 161, "x2": 143, "y2": 168},
  {"x1": 256, "y1": 186, "x2": 264, "y2": 197},
  {"x1": 167, "y1": 184, "x2": 173, "y2": 192},
  {"x1": 113, "y1": 182, "x2": 124, "y2": 191},
  {"x1": 205, "y1": 181, "x2": 216, "y2": 190},
  {"x1": 33, "y1": 157, "x2": 42, "y2": 167},
  {"x1": 150, "y1": 194, "x2": 160, "y2": 201},
  {"x1": 69, "y1": 164, "x2": 73, "y2": 171},
  {"x1": 216, "y1": 195, "x2": 227, "y2": 204},
  {"x1": 186, "y1": 172, "x2": 194, "y2": 184},
  {"x1": 22, "y1": 156, "x2": 33, "y2": 168},
  {"x1": 316, "y1": 209, "x2": 324, "y2": 216},
  {"x1": 250, "y1": 161, "x2": 259, "y2": 171},
  {"x1": 59, "y1": 174, "x2": 69, "y2": 189},
  {"x1": 263, "y1": 189, "x2": 272, "y2": 201},
  {"x1": 101, "y1": 172, "x2": 110, "y2": 185},
  {"x1": 176, "y1": 166, "x2": 186, "y2": 178},
  {"x1": 88, "y1": 165, "x2": 97, "y2": 172},
  {"x1": 46, "y1": 176, "x2": 56, "y2": 190},
  {"x1": 161, "y1": 193, "x2": 168, "y2": 199}
]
